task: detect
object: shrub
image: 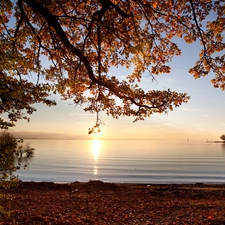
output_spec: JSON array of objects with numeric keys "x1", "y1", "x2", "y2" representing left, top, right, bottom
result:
[
  {"x1": 220, "y1": 135, "x2": 225, "y2": 141},
  {"x1": 0, "y1": 131, "x2": 18, "y2": 183},
  {"x1": 0, "y1": 131, "x2": 35, "y2": 183}
]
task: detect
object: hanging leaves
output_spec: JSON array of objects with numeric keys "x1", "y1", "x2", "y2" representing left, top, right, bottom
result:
[{"x1": 0, "y1": 0, "x2": 224, "y2": 132}]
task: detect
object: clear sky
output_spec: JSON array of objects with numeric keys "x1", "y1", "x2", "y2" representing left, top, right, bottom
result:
[{"x1": 7, "y1": 38, "x2": 225, "y2": 140}]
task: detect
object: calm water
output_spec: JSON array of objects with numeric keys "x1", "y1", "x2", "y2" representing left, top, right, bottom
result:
[{"x1": 14, "y1": 139, "x2": 225, "y2": 184}]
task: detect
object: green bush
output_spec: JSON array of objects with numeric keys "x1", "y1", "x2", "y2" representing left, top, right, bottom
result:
[
  {"x1": 0, "y1": 131, "x2": 35, "y2": 217},
  {"x1": 0, "y1": 131, "x2": 18, "y2": 183},
  {"x1": 0, "y1": 131, "x2": 35, "y2": 184}
]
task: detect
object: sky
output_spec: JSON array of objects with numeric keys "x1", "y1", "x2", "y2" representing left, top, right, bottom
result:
[{"x1": 6, "y1": 38, "x2": 225, "y2": 140}]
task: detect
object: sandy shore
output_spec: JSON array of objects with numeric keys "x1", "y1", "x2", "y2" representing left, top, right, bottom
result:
[{"x1": 1, "y1": 180, "x2": 225, "y2": 224}]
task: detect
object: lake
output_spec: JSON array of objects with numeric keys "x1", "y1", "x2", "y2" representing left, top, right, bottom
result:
[{"x1": 14, "y1": 139, "x2": 225, "y2": 184}]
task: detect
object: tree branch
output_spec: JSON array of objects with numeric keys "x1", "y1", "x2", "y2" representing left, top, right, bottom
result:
[
  {"x1": 98, "y1": 0, "x2": 129, "y2": 18},
  {"x1": 22, "y1": 0, "x2": 98, "y2": 85},
  {"x1": 189, "y1": 0, "x2": 207, "y2": 56},
  {"x1": 20, "y1": 0, "x2": 187, "y2": 115}
]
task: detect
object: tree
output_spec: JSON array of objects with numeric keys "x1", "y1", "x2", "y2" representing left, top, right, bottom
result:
[
  {"x1": 1, "y1": 0, "x2": 224, "y2": 133},
  {"x1": 0, "y1": 131, "x2": 34, "y2": 183},
  {"x1": 220, "y1": 135, "x2": 225, "y2": 141},
  {"x1": 0, "y1": 131, "x2": 34, "y2": 216},
  {"x1": 0, "y1": 131, "x2": 17, "y2": 182},
  {"x1": 0, "y1": 71, "x2": 56, "y2": 129}
]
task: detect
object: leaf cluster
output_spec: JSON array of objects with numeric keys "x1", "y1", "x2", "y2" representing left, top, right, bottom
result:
[
  {"x1": 0, "y1": 0, "x2": 224, "y2": 132},
  {"x1": 0, "y1": 71, "x2": 56, "y2": 128}
]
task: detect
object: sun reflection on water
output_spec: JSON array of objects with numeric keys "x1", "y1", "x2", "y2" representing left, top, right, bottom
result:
[
  {"x1": 91, "y1": 139, "x2": 101, "y2": 175},
  {"x1": 92, "y1": 139, "x2": 100, "y2": 162},
  {"x1": 94, "y1": 165, "x2": 98, "y2": 175}
]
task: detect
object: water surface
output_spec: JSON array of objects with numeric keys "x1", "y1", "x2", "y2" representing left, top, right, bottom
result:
[{"x1": 15, "y1": 139, "x2": 225, "y2": 184}]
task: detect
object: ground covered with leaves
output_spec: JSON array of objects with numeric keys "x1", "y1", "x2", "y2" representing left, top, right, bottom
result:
[{"x1": 1, "y1": 180, "x2": 225, "y2": 225}]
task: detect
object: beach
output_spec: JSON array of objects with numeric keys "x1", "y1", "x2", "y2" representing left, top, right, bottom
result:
[{"x1": 1, "y1": 181, "x2": 225, "y2": 224}]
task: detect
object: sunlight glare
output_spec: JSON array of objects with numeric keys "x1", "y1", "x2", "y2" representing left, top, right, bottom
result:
[
  {"x1": 94, "y1": 165, "x2": 98, "y2": 175},
  {"x1": 92, "y1": 139, "x2": 101, "y2": 162}
]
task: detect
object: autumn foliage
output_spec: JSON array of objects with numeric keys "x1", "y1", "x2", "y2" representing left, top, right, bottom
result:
[
  {"x1": 1, "y1": 181, "x2": 225, "y2": 224},
  {"x1": 0, "y1": 0, "x2": 224, "y2": 132}
]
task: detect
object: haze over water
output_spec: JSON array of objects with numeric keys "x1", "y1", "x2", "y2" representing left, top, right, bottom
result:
[{"x1": 15, "y1": 139, "x2": 225, "y2": 184}]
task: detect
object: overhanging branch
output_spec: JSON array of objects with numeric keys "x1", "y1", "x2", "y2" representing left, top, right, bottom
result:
[
  {"x1": 20, "y1": 0, "x2": 187, "y2": 114},
  {"x1": 22, "y1": 0, "x2": 98, "y2": 85}
]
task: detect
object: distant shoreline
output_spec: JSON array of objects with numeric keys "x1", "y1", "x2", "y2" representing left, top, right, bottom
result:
[{"x1": 206, "y1": 141, "x2": 225, "y2": 143}]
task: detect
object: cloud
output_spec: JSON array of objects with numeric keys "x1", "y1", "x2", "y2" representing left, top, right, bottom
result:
[
  {"x1": 146, "y1": 123, "x2": 186, "y2": 131},
  {"x1": 8, "y1": 130, "x2": 89, "y2": 140},
  {"x1": 179, "y1": 107, "x2": 200, "y2": 112},
  {"x1": 70, "y1": 113, "x2": 95, "y2": 116},
  {"x1": 201, "y1": 114, "x2": 210, "y2": 118}
]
